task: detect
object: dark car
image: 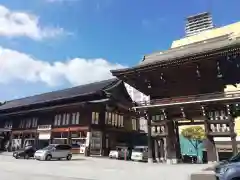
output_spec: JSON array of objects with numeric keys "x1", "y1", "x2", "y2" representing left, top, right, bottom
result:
[
  {"x1": 13, "y1": 146, "x2": 36, "y2": 159},
  {"x1": 215, "y1": 152, "x2": 240, "y2": 174}
]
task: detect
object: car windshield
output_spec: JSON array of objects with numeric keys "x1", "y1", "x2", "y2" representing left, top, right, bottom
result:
[
  {"x1": 229, "y1": 152, "x2": 240, "y2": 162},
  {"x1": 42, "y1": 145, "x2": 55, "y2": 150},
  {"x1": 133, "y1": 148, "x2": 143, "y2": 152},
  {"x1": 25, "y1": 146, "x2": 33, "y2": 150}
]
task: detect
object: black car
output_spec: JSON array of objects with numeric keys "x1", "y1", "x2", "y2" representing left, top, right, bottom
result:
[{"x1": 13, "y1": 146, "x2": 36, "y2": 159}]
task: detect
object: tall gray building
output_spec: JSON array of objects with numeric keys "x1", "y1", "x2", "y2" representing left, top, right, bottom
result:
[{"x1": 185, "y1": 12, "x2": 214, "y2": 37}]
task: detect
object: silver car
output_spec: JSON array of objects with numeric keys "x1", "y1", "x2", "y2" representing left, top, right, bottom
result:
[{"x1": 34, "y1": 144, "x2": 72, "y2": 161}]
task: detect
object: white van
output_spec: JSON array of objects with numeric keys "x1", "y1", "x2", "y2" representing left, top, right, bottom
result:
[{"x1": 131, "y1": 146, "x2": 148, "y2": 162}]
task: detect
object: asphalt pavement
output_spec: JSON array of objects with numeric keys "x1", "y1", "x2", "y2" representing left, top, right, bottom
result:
[{"x1": 0, "y1": 154, "x2": 210, "y2": 180}]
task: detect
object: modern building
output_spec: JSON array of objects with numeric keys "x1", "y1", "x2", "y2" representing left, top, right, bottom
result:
[
  {"x1": 0, "y1": 79, "x2": 140, "y2": 155},
  {"x1": 185, "y1": 12, "x2": 214, "y2": 37}
]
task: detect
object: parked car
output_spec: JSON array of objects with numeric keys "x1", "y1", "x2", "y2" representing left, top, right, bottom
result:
[
  {"x1": 131, "y1": 146, "x2": 148, "y2": 162},
  {"x1": 13, "y1": 146, "x2": 36, "y2": 159},
  {"x1": 109, "y1": 146, "x2": 131, "y2": 160},
  {"x1": 109, "y1": 147, "x2": 121, "y2": 159},
  {"x1": 215, "y1": 152, "x2": 240, "y2": 174},
  {"x1": 34, "y1": 144, "x2": 72, "y2": 161},
  {"x1": 118, "y1": 147, "x2": 132, "y2": 160},
  {"x1": 216, "y1": 162, "x2": 240, "y2": 180}
]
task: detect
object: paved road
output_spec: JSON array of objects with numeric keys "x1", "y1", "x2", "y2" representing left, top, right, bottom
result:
[{"x1": 0, "y1": 154, "x2": 209, "y2": 180}]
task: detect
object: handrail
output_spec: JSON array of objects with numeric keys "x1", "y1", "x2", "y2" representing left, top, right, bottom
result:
[{"x1": 136, "y1": 90, "x2": 240, "y2": 106}]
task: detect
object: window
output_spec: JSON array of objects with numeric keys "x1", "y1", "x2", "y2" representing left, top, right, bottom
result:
[
  {"x1": 117, "y1": 115, "x2": 121, "y2": 127},
  {"x1": 92, "y1": 112, "x2": 95, "y2": 124},
  {"x1": 26, "y1": 119, "x2": 32, "y2": 128},
  {"x1": 105, "y1": 112, "x2": 108, "y2": 124},
  {"x1": 57, "y1": 115, "x2": 61, "y2": 126},
  {"x1": 4, "y1": 121, "x2": 12, "y2": 129},
  {"x1": 115, "y1": 114, "x2": 119, "y2": 126},
  {"x1": 115, "y1": 114, "x2": 118, "y2": 126},
  {"x1": 111, "y1": 113, "x2": 115, "y2": 126},
  {"x1": 108, "y1": 112, "x2": 112, "y2": 125},
  {"x1": 132, "y1": 118, "x2": 137, "y2": 130},
  {"x1": 76, "y1": 112, "x2": 80, "y2": 124},
  {"x1": 19, "y1": 120, "x2": 25, "y2": 128},
  {"x1": 92, "y1": 112, "x2": 99, "y2": 124},
  {"x1": 72, "y1": 113, "x2": 76, "y2": 124},
  {"x1": 66, "y1": 113, "x2": 70, "y2": 125},
  {"x1": 62, "y1": 114, "x2": 66, "y2": 125},
  {"x1": 120, "y1": 116, "x2": 124, "y2": 127},
  {"x1": 118, "y1": 115, "x2": 122, "y2": 127},
  {"x1": 32, "y1": 118, "x2": 38, "y2": 128},
  {"x1": 54, "y1": 115, "x2": 58, "y2": 126}
]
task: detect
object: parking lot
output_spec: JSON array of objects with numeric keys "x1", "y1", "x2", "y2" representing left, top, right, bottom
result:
[{"x1": 0, "y1": 154, "x2": 210, "y2": 180}]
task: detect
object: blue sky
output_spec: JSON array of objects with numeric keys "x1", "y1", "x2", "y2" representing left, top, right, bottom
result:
[{"x1": 0, "y1": 0, "x2": 240, "y2": 101}]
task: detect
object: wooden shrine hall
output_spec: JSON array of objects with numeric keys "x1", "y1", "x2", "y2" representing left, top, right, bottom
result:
[{"x1": 111, "y1": 34, "x2": 240, "y2": 164}]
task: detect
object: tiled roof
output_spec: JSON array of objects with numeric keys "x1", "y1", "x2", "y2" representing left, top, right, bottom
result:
[
  {"x1": 111, "y1": 35, "x2": 240, "y2": 74},
  {"x1": 0, "y1": 78, "x2": 118, "y2": 111}
]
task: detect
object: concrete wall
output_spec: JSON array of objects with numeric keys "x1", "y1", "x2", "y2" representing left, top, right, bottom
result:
[{"x1": 171, "y1": 21, "x2": 240, "y2": 48}]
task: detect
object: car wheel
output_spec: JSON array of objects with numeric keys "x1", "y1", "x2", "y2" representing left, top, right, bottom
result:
[
  {"x1": 66, "y1": 154, "x2": 72, "y2": 161},
  {"x1": 24, "y1": 154, "x2": 29, "y2": 159},
  {"x1": 45, "y1": 155, "x2": 52, "y2": 161}
]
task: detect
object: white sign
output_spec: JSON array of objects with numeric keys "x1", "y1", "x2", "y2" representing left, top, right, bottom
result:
[
  {"x1": 39, "y1": 132, "x2": 51, "y2": 140},
  {"x1": 37, "y1": 125, "x2": 52, "y2": 131},
  {"x1": 85, "y1": 132, "x2": 91, "y2": 147}
]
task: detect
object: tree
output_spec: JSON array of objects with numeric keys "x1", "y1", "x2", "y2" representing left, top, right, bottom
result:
[{"x1": 181, "y1": 126, "x2": 205, "y2": 163}]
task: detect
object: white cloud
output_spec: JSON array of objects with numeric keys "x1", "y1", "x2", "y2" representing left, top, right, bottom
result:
[
  {"x1": 0, "y1": 5, "x2": 64, "y2": 40},
  {"x1": 0, "y1": 47, "x2": 126, "y2": 86}
]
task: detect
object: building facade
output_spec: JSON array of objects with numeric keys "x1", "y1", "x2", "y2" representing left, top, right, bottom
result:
[
  {"x1": 0, "y1": 79, "x2": 140, "y2": 156},
  {"x1": 125, "y1": 83, "x2": 149, "y2": 133},
  {"x1": 111, "y1": 19, "x2": 240, "y2": 164}
]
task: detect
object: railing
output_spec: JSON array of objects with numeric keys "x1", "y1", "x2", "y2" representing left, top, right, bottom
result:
[
  {"x1": 37, "y1": 125, "x2": 52, "y2": 131},
  {"x1": 136, "y1": 90, "x2": 240, "y2": 107}
]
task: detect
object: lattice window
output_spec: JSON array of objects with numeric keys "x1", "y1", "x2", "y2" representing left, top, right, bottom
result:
[
  {"x1": 92, "y1": 112, "x2": 99, "y2": 124},
  {"x1": 76, "y1": 112, "x2": 80, "y2": 124}
]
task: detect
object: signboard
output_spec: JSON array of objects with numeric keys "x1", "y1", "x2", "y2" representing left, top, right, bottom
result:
[
  {"x1": 37, "y1": 125, "x2": 52, "y2": 131},
  {"x1": 39, "y1": 132, "x2": 51, "y2": 140},
  {"x1": 85, "y1": 132, "x2": 91, "y2": 147}
]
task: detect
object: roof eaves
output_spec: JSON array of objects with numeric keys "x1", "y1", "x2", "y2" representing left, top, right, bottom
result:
[
  {"x1": 0, "y1": 91, "x2": 98, "y2": 111},
  {"x1": 111, "y1": 37, "x2": 240, "y2": 76}
]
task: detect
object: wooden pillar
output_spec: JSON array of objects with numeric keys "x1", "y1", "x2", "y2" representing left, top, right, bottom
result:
[
  {"x1": 229, "y1": 116, "x2": 238, "y2": 155},
  {"x1": 147, "y1": 112, "x2": 154, "y2": 163},
  {"x1": 34, "y1": 130, "x2": 38, "y2": 148},
  {"x1": 202, "y1": 106, "x2": 218, "y2": 163},
  {"x1": 9, "y1": 132, "x2": 13, "y2": 152},
  {"x1": 85, "y1": 131, "x2": 91, "y2": 157},
  {"x1": 166, "y1": 120, "x2": 177, "y2": 164},
  {"x1": 159, "y1": 138, "x2": 165, "y2": 162},
  {"x1": 174, "y1": 122, "x2": 181, "y2": 160}
]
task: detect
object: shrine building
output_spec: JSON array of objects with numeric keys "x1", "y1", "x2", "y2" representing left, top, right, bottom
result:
[{"x1": 111, "y1": 14, "x2": 240, "y2": 164}]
